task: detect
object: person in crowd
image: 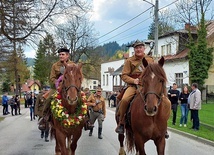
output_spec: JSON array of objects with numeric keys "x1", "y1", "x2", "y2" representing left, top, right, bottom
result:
[
  {"x1": 35, "y1": 86, "x2": 50, "y2": 142},
  {"x1": 115, "y1": 40, "x2": 154, "y2": 134},
  {"x1": 107, "y1": 92, "x2": 113, "y2": 107},
  {"x1": 42, "y1": 48, "x2": 74, "y2": 118},
  {"x1": 87, "y1": 87, "x2": 106, "y2": 139},
  {"x1": 179, "y1": 85, "x2": 190, "y2": 127},
  {"x1": 15, "y1": 94, "x2": 21, "y2": 115},
  {"x1": 168, "y1": 83, "x2": 180, "y2": 125},
  {"x1": 2, "y1": 93, "x2": 9, "y2": 115},
  {"x1": 24, "y1": 93, "x2": 28, "y2": 108},
  {"x1": 188, "y1": 83, "x2": 201, "y2": 131},
  {"x1": 9, "y1": 96, "x2": 16, "y2": 116},
  {"x1": 83, "y1": 88, "x2": 91, "y2": 99},
  {"x1": 27, "y1": 92, "x2": 36, "y2": 121},
  {"x1": 108, "y1": 92, "x2": 117, "y2": 107}
]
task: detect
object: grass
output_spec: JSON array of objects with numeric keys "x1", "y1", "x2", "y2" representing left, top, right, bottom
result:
[{"x1": 168, "y1": 102, "x2": 214, "y2": 141}]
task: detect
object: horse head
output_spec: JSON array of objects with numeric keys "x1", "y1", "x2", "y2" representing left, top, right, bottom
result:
[
  {"x1": 61, "y1": 63, "x2": 83, "y2": 105},
  {"x1": 141, "y1": 56, "x2": 167, "y2": 116}
]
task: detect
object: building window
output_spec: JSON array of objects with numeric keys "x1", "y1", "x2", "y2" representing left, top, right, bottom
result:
[
  {"x1": 166, "y1": 44, "x2": 171, "y2": 54},
  {"x1": 93, "y1": 81, "x2": 96, "y2": 84},
  {"x1": 115, "y1": 76, "x2": 118, "y2": 86},
  {"x1": 103, "y1": 75, "x2": 105, "y2": 86},
  {"x1": 106, "y1": 74, "x2": 109, "y2": 86},
  {"x1": 175, "y1": 73, "x2": 183, "y2": 87},
  {"x1": 161, "y1": 45, "x2": 166, "y2": 56}
]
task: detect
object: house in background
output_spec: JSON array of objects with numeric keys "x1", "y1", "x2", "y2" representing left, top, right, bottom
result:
[
  {"x1": 21, "y1": 79, "x2": 41, "y2": 94},
  {"x1": 81, "y1": 78, "x2": 100, "y2": 91}
]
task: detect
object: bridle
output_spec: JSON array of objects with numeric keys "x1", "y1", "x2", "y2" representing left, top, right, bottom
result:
[
  {"x1": 137, "y1": 81, "x2": 165, "y2": 106},
  {"x1": 64, "y1": 84, "x2": 81, "y2": 93}
]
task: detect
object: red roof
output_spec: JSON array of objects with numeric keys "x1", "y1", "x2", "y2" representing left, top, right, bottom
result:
[{"x1": 164, "y1": 49, "x2": 189, "y2": 61}]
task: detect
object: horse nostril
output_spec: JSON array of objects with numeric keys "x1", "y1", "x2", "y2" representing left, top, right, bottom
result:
[
  {"x1": 154, "y1": 106, "x2": 157, "y2": 112},
  {"x1": 144, "y1": 105, "x2": 147, "y2": 111}
]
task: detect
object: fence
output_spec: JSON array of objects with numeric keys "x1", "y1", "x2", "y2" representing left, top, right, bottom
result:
[{"x1": 203, "y1": 85, "x2": 214, "y2": 103}]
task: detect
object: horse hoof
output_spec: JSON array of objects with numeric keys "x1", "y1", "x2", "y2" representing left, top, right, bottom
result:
[{"x1": 55, "y1": 152, "x2": 61, "y2": 155}]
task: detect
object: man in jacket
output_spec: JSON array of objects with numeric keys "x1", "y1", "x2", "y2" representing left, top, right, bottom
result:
[
  {"x1": 168, "y1": 83, "x2": 180, "y2": 125},
  {"x1": 2, "y1": 93, "x2": 9, "y2": 115},
  {"x1": 87, "y1": 87, "x2": 106, "y2": 139},
  {"x1": 115, "y1": 40, "x2": 154, "y2": 134},
  {"x1": 43, "y1": 48, "x2": 75, "y2": 117},
  {"x1": 188, "y1": 83, "x2": 201, "y2": 131},
  {"x1": 35, "y1": 86, "x2": 50, "y2": 142}
]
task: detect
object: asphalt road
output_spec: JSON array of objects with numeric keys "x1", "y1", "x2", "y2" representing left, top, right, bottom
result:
[{"x1": 0, "y1": 105, "x2": 214, "y2": 155}]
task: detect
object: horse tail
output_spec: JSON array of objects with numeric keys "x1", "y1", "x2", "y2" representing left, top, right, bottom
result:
[{"x1": 125, "y1": 128, "x2": 135, "y2": 152}]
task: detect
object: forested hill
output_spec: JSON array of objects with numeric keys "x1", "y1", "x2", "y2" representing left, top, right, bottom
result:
[
  {"x1": 99, "y1": 41, "x2": 131, "y2": 58},
  {"x1": 25, "y1": 41, "x2": 131, "y2": 66},
  {"x1": 26, "y1": 58, "x2": 35, "y2": 67}
]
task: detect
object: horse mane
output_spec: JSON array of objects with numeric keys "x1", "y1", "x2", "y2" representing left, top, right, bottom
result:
[
  {"x1": 64, "y1": 63, "x2": 83, "y2": 83},
  {"x1": 141, "y1": 63, "x2": 167, "y2": 95}
]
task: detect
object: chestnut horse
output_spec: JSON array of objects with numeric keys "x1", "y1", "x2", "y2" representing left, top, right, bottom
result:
[
  {"x1": 125, "y1": 57, "x2": 171, "y2": 155},
  {"x1": 50, "y1": 63, "x2": 85, "y2": 155}
]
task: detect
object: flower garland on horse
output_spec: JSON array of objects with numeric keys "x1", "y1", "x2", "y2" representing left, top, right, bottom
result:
[{"x1": 50, "y1": 91, "x2": 88, "y2": 128}]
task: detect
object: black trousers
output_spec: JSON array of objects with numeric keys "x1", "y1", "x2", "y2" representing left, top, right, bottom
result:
[
  {"x1": 191, "y1": 110, "x2": 200, "y2": 130},
  {"x1": 171, "y1": 104, "x2": 178, "y2": 124}
]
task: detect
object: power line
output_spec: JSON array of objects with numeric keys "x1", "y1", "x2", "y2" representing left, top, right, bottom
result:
[
  {"x1": 99, "y1": 17, "x2": 151, "y2": 44},
  {"x1": 96, "y1": 6, "x2": 153, "y2": 40},
  {"x1": 95, "y1": 0, "x2": 179, "y2": 46}
]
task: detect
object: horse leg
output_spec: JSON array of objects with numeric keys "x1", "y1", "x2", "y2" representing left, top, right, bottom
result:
[
  {"x1": 134, "y1": 134, "x2": 146, "y2": 155},
  {"x1": 55, "y1": 131, "x2": 61, "y2": 155},
  {"x1": 55, "y1": 130, "x2": 67, "y2": 155},
  {"x1": 70, "y1": 129, "x2": 82, "y2": 155},
  {"x1": 67, "y1": 136, "x2": 71, "y2": 155},
  {"x1": 118, "y1": 134, "x2": 126, "y2": 155},
  {"x1": 154, "y1": 136, "x2": 165, "y2": 155}
]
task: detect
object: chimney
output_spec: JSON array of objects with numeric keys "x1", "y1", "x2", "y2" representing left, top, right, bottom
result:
[
  {"x1": 185, "y1": 23, "x2": 191, "y2": 30},
  {"x1": 185, "y1": 23, "x2": 197, "y2": 31}
]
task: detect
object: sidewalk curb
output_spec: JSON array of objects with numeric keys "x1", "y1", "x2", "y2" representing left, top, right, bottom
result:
[{"x1": 168, "y1": 127, "x2": 214, "y2": 147}]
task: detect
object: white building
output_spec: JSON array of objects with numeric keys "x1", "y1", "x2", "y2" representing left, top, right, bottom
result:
[{"x1": 82, "y1": 78, "x2": 99, "y2": 90}]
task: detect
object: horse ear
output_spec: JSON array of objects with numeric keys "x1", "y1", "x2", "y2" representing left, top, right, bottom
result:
[
  {"x1": 142, "y1": 57, "x2": 148, "y2": 68},
  {"x1": 158, "y1": 56, "x2": 165, "y2": 67}
]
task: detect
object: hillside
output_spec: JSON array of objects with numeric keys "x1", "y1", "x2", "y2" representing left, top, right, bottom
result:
[{"x1": 26, "y1": 58, "x2": 35, "y2": 67}]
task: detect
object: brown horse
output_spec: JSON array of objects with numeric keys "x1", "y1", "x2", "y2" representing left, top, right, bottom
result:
[
  {"x1": 50, "y1": 63, "x2": 85, "y2": 155},
  {"x1": 126, "y1": 57, "x2": 171, "y2": 155}
]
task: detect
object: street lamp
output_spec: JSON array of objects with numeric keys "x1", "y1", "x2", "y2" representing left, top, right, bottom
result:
[{"x1": 143, "y1": 0, "x2": 159, "y2": 56}]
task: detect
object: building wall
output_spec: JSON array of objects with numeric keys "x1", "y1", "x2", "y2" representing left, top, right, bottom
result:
[
  {"x1": 164, "y1": 59, "x2": 190, "y2": 89},
  {"x1": 81, "y1": 78, "x2": 99, "y2": 90},
  {"x1": 158, "y1": 35, "x2": 179, "y2": 56},
  {"x1": 101, "y1": 59, "x2": 124, "y2": 92}
]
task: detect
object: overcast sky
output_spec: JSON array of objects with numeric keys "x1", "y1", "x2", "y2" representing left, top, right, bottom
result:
[{"x1": 25, "y1": 0, "x2": 214, "y2": 58}]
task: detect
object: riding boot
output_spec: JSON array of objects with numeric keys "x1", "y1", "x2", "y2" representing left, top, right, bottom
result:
[
  {"x1": 98, "y1": 127, "x2": 103, "y2": 139},
  {"x1": 115, "y1": 117, "x2": 125, "y2": 134},
  {"x1": 89, "y1": 128, "x2": 93, "y2": 136},
  {"x1": 45, "y1": 137, "x2": 49, "y2": 142}
]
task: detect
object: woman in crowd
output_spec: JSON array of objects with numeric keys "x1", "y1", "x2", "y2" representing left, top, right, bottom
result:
[{"x1": 179, "y1": 86, "x2": 190, "y2": 127}]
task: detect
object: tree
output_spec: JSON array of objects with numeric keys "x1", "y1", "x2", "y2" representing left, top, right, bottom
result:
[
  {"x1": 0, "y1": 0, "x2": 90, "y2": 94},
  {"x1": 148, "y1": 9, "x2": 175, "y2": 39},
  {"x1": 34, "y1": 34, "x2": 57, "y2": 86},
  {"x1": 188, "y1": 12, "x2": 213, "y2": 88}
]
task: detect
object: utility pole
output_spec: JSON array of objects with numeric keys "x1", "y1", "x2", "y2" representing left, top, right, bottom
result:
[
  {"x1": 143, "y1": 0, "x2": 159, "y2": 56},
  {"x1": 154, "y1": 0, "x2": 159, "y2": 56}
]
